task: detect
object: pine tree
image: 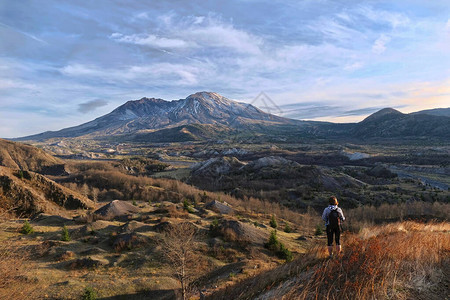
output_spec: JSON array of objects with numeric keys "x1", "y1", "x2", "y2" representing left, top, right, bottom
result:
[
  {"x1": 270, "y1": 215, "x2": 278, "y2": 228},
  {"x1": 61, "y1": 225, "x2": 71, "y2": 241}
]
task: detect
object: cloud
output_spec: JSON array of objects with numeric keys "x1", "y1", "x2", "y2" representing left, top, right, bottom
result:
[
  {"x1": 0, "y1": 21, "x2": 47, "y2": 44},
  {"x1": 110, "y1": 33, "x2": 189, "y2": 49},
  {"x1": 356, "y1": 5, "x2": 410, "y2": 29},
  {"x1": 60, "y1": 62, "x2": 204, "y2": 86},
  {"x1": 78, "y1": 99, "x2": 108, "y2": 113},
  {"x1": 372, "y1": 34, "x2": 391, "y2": 54},
  {"x1": 110, "y1": 14, "x2": 262, "y2": 55},
  {"x1": 1, "y1": 1, "x2": 449, "y2": 136}
]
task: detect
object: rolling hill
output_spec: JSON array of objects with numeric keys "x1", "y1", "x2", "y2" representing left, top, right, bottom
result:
[
  {"x1": 0, "y1": 138, "x2": 63, "y2": 171},
  {"x1": 412, "y1": 107, "x2": 450, "y2": 117},
  {"x1": 351, "y1": 108, "x2": 450, "y2": 138}
]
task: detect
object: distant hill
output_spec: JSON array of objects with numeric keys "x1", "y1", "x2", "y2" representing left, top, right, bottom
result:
[
  {"x1": 16, "y1": 92, "x2": 301, "y2": 141},
  {"x1": 351, "y1": 108, "x2": 450, "y2": 138},
  {"x1": 411, "y1": 107, "x2": 450, "y2": 117},
  {"x1": 122, "y1": 123, "x2": 234, "y2": 143},
  {"x1": 0, "y1": 139, "x2": 63, "y2": 172}
]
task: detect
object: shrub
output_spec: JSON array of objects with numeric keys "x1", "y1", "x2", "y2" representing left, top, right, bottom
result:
[
  {"x1": 16, "y1": 170, "x2": 24, "y2": 179},
  {"x1": 61, "y1": 225, "x2": 71, "y2": 241},
  {"x1": 167, "y1": 205, "x2": 189, "y2": 219},
  {"x1": 209, "y1": 218, "x2": 220, "y2": 237},
  {"x1": 21, "y1": 220, "x2": 34, "y2": 235},
  {"x1": 132, "y1": 200, "x2": 137, "y2": 206},
  {"x1": 270, "y1": 215, "x2": 278, "y2": 229},
  {"x1": 81, "y1": 287, "x2": 97, "y2": 300},
  {"x1": 183, "y1": 199, "x2": 194, "y2": 213},
  {"x1": 266, "y1": 230, "x2": 280, "y2": 252},
  {"x1": 265, "y1": 230, "x2": 293, "y2": 262},
  {"x1": 284, "y1": 223, "x2": 292, "y2": 233},
  {"x1": 315, "y1": 224, "x2": 323, "y2": 236},
  {"x1": 278, "y1": 243, "x2": 293, "y2": 262}
]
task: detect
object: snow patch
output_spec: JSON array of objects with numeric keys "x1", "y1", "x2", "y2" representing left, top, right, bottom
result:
[
  {"x1": 119, "y1": 109, "x2": 139, "y2": 120},
  {"x1": 341, "y1": 151, "x2": 371, "y2": 160}
]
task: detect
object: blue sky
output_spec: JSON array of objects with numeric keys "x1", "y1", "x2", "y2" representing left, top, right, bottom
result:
[{"x1": 0, "y1": 0, "x2": 449, "y2": 138}]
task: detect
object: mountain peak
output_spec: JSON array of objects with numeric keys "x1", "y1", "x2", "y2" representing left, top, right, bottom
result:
[
  {"x1": 16, "y1": 92, "x2": 297, "y2": 140},
  {"x1": 361, "y1": 108, "x2": 403, "y2": 123},
  {"x1": 186, "y1": 91, "x2": 221, "y2": 99},
  {"x1": 185, "y1": 91, "x2": 233, "y2": 105},
  {"x1": 123, "y1": 97, "x2": 165, "y2": 106}
]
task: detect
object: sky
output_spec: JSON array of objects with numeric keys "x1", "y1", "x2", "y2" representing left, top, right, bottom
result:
[{"x1": 0, "y1": 0, "x2": 449, "y2": 138}]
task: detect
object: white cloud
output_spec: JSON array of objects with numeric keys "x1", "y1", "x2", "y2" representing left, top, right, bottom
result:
[
  {"x1": 60, "y1": 62, "x2": 203, "y2": 86},
  {"x1": 372, "y1": 34, "x2": 391, "y2": 54},
  {"x1": 308, "y1": 17, "x2": 366, "y2": 42},
  {"x1": 344, "y1": 62, "x2": 364, "y2": 71},
  {"x1": 355, "y1": 5, "x2": 410, "y2": 29},
  {"x1": 110, "y1": 33, "x2": 189, "y2": 49},
  {"x1": 110, "y1": 14, "x2": 263, "y2": 55}
]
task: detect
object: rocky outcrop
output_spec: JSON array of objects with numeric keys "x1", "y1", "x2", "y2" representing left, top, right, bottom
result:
[
  {"x1": 191, "y1": 157, "x2": 246, "y2": 177},
  {"x1": 205, "y1": 200, "x2": 234, "y2": 215},
  {"x1": 94, "y1": 200, "x2": 140, "y2": 220},
  {"x1": 220, "y1": 220, "x2": 269, "y2": 245},
  {"x1": 245, "y1": 156, "x2": 299, "y2": 170}
]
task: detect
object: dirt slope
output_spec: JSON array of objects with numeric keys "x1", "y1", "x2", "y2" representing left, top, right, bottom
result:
[{"x1": 0, "y1": 166, "x2": 94, "y2": 217}]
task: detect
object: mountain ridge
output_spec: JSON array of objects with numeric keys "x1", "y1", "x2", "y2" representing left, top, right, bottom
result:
[
  {"x1": 16, "y1": 92, "x2": 301, "y2": 141},
  {"x1": 13, "y1": 92, "x2": 450, "y2": 142}
]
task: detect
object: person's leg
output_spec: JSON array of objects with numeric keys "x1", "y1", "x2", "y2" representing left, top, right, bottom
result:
[
  {"x1": 335, "y1": 227, "x2": 341, "y2": 254},
  {"x1": 326, "y1": 226, "x2": 333, "y2": 256}
]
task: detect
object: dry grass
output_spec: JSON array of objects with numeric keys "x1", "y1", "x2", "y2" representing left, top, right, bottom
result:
[
  {"x1": 283, "y1": 221, "x2": 450, "y2": 300},
  {"x1": 206, "y1": 221, "x2": 449, "y2": 300},
  {"x1": 0, "y1": 214, "x2": 38, "y2": 299},
  {"x1": 346, "y1": 201, "x2": 450, "y2": 232}
]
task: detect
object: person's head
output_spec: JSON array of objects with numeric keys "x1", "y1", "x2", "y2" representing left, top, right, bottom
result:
[{"x1": 329, "y1": 196, "x2": 338, "y2": 206}]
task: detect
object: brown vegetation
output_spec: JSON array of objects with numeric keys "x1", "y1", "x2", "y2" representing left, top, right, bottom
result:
[
  {"x1": 0, "y1": 166, "x2": 94, "y2": 217},
  {"x1": 207, "y1": 221, "x2": 450, "y2": 300},
  {"x1": 159, "y1": 222, "x2": 200, "y2": 300},
  {"x1": 0, "y1": 213, "x2": 37, "y2": 299},
  {"x1": 0, "y1": 139, "x2": 62, "y2": 171}
]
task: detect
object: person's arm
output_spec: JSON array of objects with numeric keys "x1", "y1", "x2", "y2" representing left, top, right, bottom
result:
[
  {"x1": 338, "y1": 208, "x2": 345, "y2": 221},
  {"x1": 322, "y1": 207, "x2": 329, "y2": 222}
]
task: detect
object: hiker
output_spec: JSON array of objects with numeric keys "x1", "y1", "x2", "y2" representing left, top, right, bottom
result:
[{"x1": 322, "y1": 196, "x2": 345, "y2": 257}]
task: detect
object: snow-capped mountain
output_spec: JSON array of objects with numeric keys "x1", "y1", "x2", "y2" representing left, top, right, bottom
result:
[{"x1": 17, "y1": 92, "x2": 299, "y2": 140}]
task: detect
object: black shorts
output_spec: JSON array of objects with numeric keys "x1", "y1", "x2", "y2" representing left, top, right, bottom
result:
[{"x1": 326, "y1": 225, "x2": 340, "y2": 246}]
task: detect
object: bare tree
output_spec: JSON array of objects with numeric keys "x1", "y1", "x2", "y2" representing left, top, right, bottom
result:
[
  {"x1": 81, "y1": 183, "x2": 89, "y2": 198},
  {"x1": 91, "y1": 187, "x2": 99, "y2": 203},
  {"x1": 159, "y1": 222, "x2": 198, "y2": 300}
]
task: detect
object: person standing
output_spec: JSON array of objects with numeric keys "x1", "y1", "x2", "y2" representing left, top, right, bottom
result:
[{"x1": 322, "y1": 196, "x2": 345, "y2": 258}]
